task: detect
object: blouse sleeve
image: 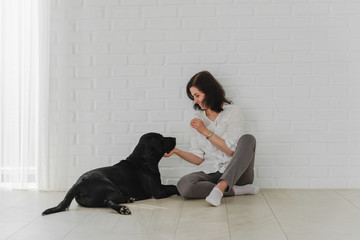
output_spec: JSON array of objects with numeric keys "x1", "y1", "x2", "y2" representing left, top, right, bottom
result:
[
  {"x1": 224, "y1": 107, "x2": 244, "y2": 151},
  {"x1": 188, "y1": 129, "x2": 205, "y2": 159}
]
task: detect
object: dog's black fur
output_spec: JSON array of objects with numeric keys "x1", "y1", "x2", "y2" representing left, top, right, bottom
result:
[{"x1": 42, "y1": 133, "x2": 178, "y2": 215}]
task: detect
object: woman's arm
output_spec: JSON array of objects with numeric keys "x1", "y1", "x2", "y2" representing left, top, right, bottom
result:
[
  {"x1": 206, "y1": 133, "x2": 234, "y2": 157},
  {"x1": 190, "y1": 118, "x2": 234, "y2": 157},
  {"x1": 164, "y1": 148, "x2": 204, "y2": 166}
]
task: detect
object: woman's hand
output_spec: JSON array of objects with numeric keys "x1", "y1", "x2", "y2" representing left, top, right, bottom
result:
[
  {"x1": 163, "y1": 148, "x2": 176, "y2": 157},
  {"x1": 191, "y1": 118, "x2": 234, "y2": 157},
  {"x1": 190, "y1": 118, "x2": 208, "y2": 136},
  {"x1": 163, "y1": 147, "x2": 204, "y2": 166}
]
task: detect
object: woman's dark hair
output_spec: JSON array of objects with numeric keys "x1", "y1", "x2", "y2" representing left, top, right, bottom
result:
[{"x1": 186, "y1": 71, "x2": 232, "y2": 112}]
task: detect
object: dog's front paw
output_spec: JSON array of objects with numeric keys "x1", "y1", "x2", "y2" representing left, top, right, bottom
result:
[
  {"x1": 128, "y1": 197, "x2": 136, "y2": 203},
  {"x1": 118, "y1": 206, "x2": 131, "y2": 215},
  {"x1": 169, "y1": 185, "x2": 180, "y2": 195}
]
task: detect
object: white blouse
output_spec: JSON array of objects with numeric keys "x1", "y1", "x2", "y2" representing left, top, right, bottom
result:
[{"x1": 188, "y1": 105, "x2": 244, "y2": 174}]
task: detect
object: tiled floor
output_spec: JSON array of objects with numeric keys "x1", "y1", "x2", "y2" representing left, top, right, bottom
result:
[{"x1": 1, "y1": 189, "x2": 360, "y2": 240}]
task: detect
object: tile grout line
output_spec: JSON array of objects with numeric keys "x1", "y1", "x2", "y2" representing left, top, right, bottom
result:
[
  {"x1": 4, "y1": 192, "x2": 45, "y2": 240},
  {"x1": 224, "y1": 198, "x2": 232, "y2": 240},
  {"x1": 5, "y1": 215, "x2": 40, "y2": 239},
  {"x1": 60, "y1": 208, "x2": 95, "y2": 240},
  {"x1": 173, "y1": 197, "x2": 185, "y2": 240},
  {"x1": 261, "y1": 190, "x2": 289, "y2": 240},
  {"x1": 334, "y1": 189, "x2": 360, "y2": 211}
]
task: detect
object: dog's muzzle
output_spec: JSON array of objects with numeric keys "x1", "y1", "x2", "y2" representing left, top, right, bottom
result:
[{"x1": 164, "y1": 137, "x2": 176, "y2": 153}]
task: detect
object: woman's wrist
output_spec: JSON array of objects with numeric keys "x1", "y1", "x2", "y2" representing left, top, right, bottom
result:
[
  {"x1": 202, "y1": 129, "x2": 210, "y2": 137},
  {"x1": 206, "y1": 131, "x2": 213, "y2": 139},
  {"x1": 173, "y1": 148, "x2": 179, "y2": 155}
]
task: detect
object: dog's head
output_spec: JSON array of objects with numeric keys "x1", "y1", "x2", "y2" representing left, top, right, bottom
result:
[{"x1": 130, "y1": 133, "x2": 176, "y2": 172}]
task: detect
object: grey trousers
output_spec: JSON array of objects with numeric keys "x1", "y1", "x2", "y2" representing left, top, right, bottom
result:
[{"x1": 177, "y1": 134, "x2": 256, "y2": 199}]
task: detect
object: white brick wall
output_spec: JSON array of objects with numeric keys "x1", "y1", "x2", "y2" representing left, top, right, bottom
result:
[{"x1": 50, "y1": 0, "x2": 360, "y2": 189}]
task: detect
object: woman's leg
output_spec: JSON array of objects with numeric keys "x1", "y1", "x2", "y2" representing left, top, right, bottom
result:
[
  {"x1": 206, "y1": 134, "x2": 256, "y2": 206},
  {"x1": 177, "y1": 171, "x2": 221, "y2": 199},
  {"x1": 220, "y1": 134, "x2": 257, "y2": 196}
]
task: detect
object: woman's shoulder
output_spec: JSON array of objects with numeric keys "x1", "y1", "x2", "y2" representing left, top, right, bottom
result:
[
  {"x1": 223, "y1": 104, "x2": 242, "y2": 115},
  {"x1": 220, "y1": 105, "x2": 243, "y2": 122}
]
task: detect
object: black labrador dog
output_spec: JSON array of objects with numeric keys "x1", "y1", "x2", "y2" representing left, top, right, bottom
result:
[{"x1": 42, "y1": 132, "x2": 178, "y2": 215}]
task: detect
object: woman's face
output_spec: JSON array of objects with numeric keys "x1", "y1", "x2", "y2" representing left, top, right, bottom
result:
[{"x1": 189, "y1": 87, "x2": 207, "y2": 110}]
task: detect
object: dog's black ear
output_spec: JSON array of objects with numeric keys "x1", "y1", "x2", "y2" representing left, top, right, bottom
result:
[
  {"x1": 141, "y1": 135, "x2": 164, "y2": 173},
  {"x1": 152, "y1": 137, "x2": 163, "y2": 153},
  {"x1": 140, "y1": 133, "x2": 164, "y2": 153},
  {"x1": 142, "y1": 151, "x2": 161, "y2": 174}
]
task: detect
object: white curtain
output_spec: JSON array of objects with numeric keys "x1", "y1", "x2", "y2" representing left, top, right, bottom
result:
[{"x1": 0, "y1": 0, "x2": 50, "y2": 189}]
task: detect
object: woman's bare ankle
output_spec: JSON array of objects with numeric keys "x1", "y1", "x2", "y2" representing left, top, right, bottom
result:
[{"x1": 215, "y1": 180, "x2": 228, "y2": 193}]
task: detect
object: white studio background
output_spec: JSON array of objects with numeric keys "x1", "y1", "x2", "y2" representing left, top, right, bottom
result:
[{"x1": 49, "y1": 0, "x2": 360, "y2": 190}]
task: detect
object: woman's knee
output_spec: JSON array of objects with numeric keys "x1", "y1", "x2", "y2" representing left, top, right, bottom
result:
[
  {"x1": 177, "y1": 175, "x2": 195, "y2": 198},
  {"x1": 238, "y1": 134, "x2": 256, "y2": 147}
]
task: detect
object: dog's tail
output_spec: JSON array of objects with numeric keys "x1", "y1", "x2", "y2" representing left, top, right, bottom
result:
[{"x1": 42, "y1": 184, "x2": 79, "y2": 216}]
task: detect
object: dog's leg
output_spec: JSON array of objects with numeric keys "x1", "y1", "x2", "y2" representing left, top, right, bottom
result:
[
  {"x1": 103, "y1": 191, "x2": 133, "y2": 215},
  {"x1": 105, "y1": 200, "x2": 131, "y2": 215},
  {"x1": 140, "y1": 176, "x2": 179, "y2": 199},
  {"x1": 151, "y1": 185, "x2": 179, "y2": 199},
  {"x1": 163, "y1": 185, "x2": 180, "y2": 196}
]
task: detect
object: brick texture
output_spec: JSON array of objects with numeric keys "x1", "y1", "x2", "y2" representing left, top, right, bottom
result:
[{"x1": 50, "y1": 0, "x2": 360, "y2": 189}]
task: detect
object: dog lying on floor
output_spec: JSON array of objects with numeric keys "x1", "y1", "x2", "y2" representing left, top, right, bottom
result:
[{"x1": 42, "y1": 132, "x2": 179, "y2": 215}]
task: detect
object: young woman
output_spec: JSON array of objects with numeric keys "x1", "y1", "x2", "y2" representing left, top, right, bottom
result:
[{"x1": 164, "y1": 71, "x2": 258, "y2": 207}]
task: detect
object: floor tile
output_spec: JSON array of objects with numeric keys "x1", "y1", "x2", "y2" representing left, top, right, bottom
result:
[
  {"x1": 65, "y1": 195, "x2": 182, "y2": 239},
  {"x1": 336, "y1": 189, "x2": 360, "y2": 209},
  {"x1": 175, "y1": 198, "x2": 230, "y2": 240},
  {"x1": 226, "y1": 191, "x2": 287, "y2": 240},
  {"x1": 286, "y1": 233, "x2": 360, "y2": 240},
  {"x1": 262, "y1": 189, "x2": 360, "y2": 236},
  {"x1": 63, "y1": 232, "x2": 174, "y2": 240},
  {"x1": 3, "y1": 189, "x2": 360, "y2": 240}
]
